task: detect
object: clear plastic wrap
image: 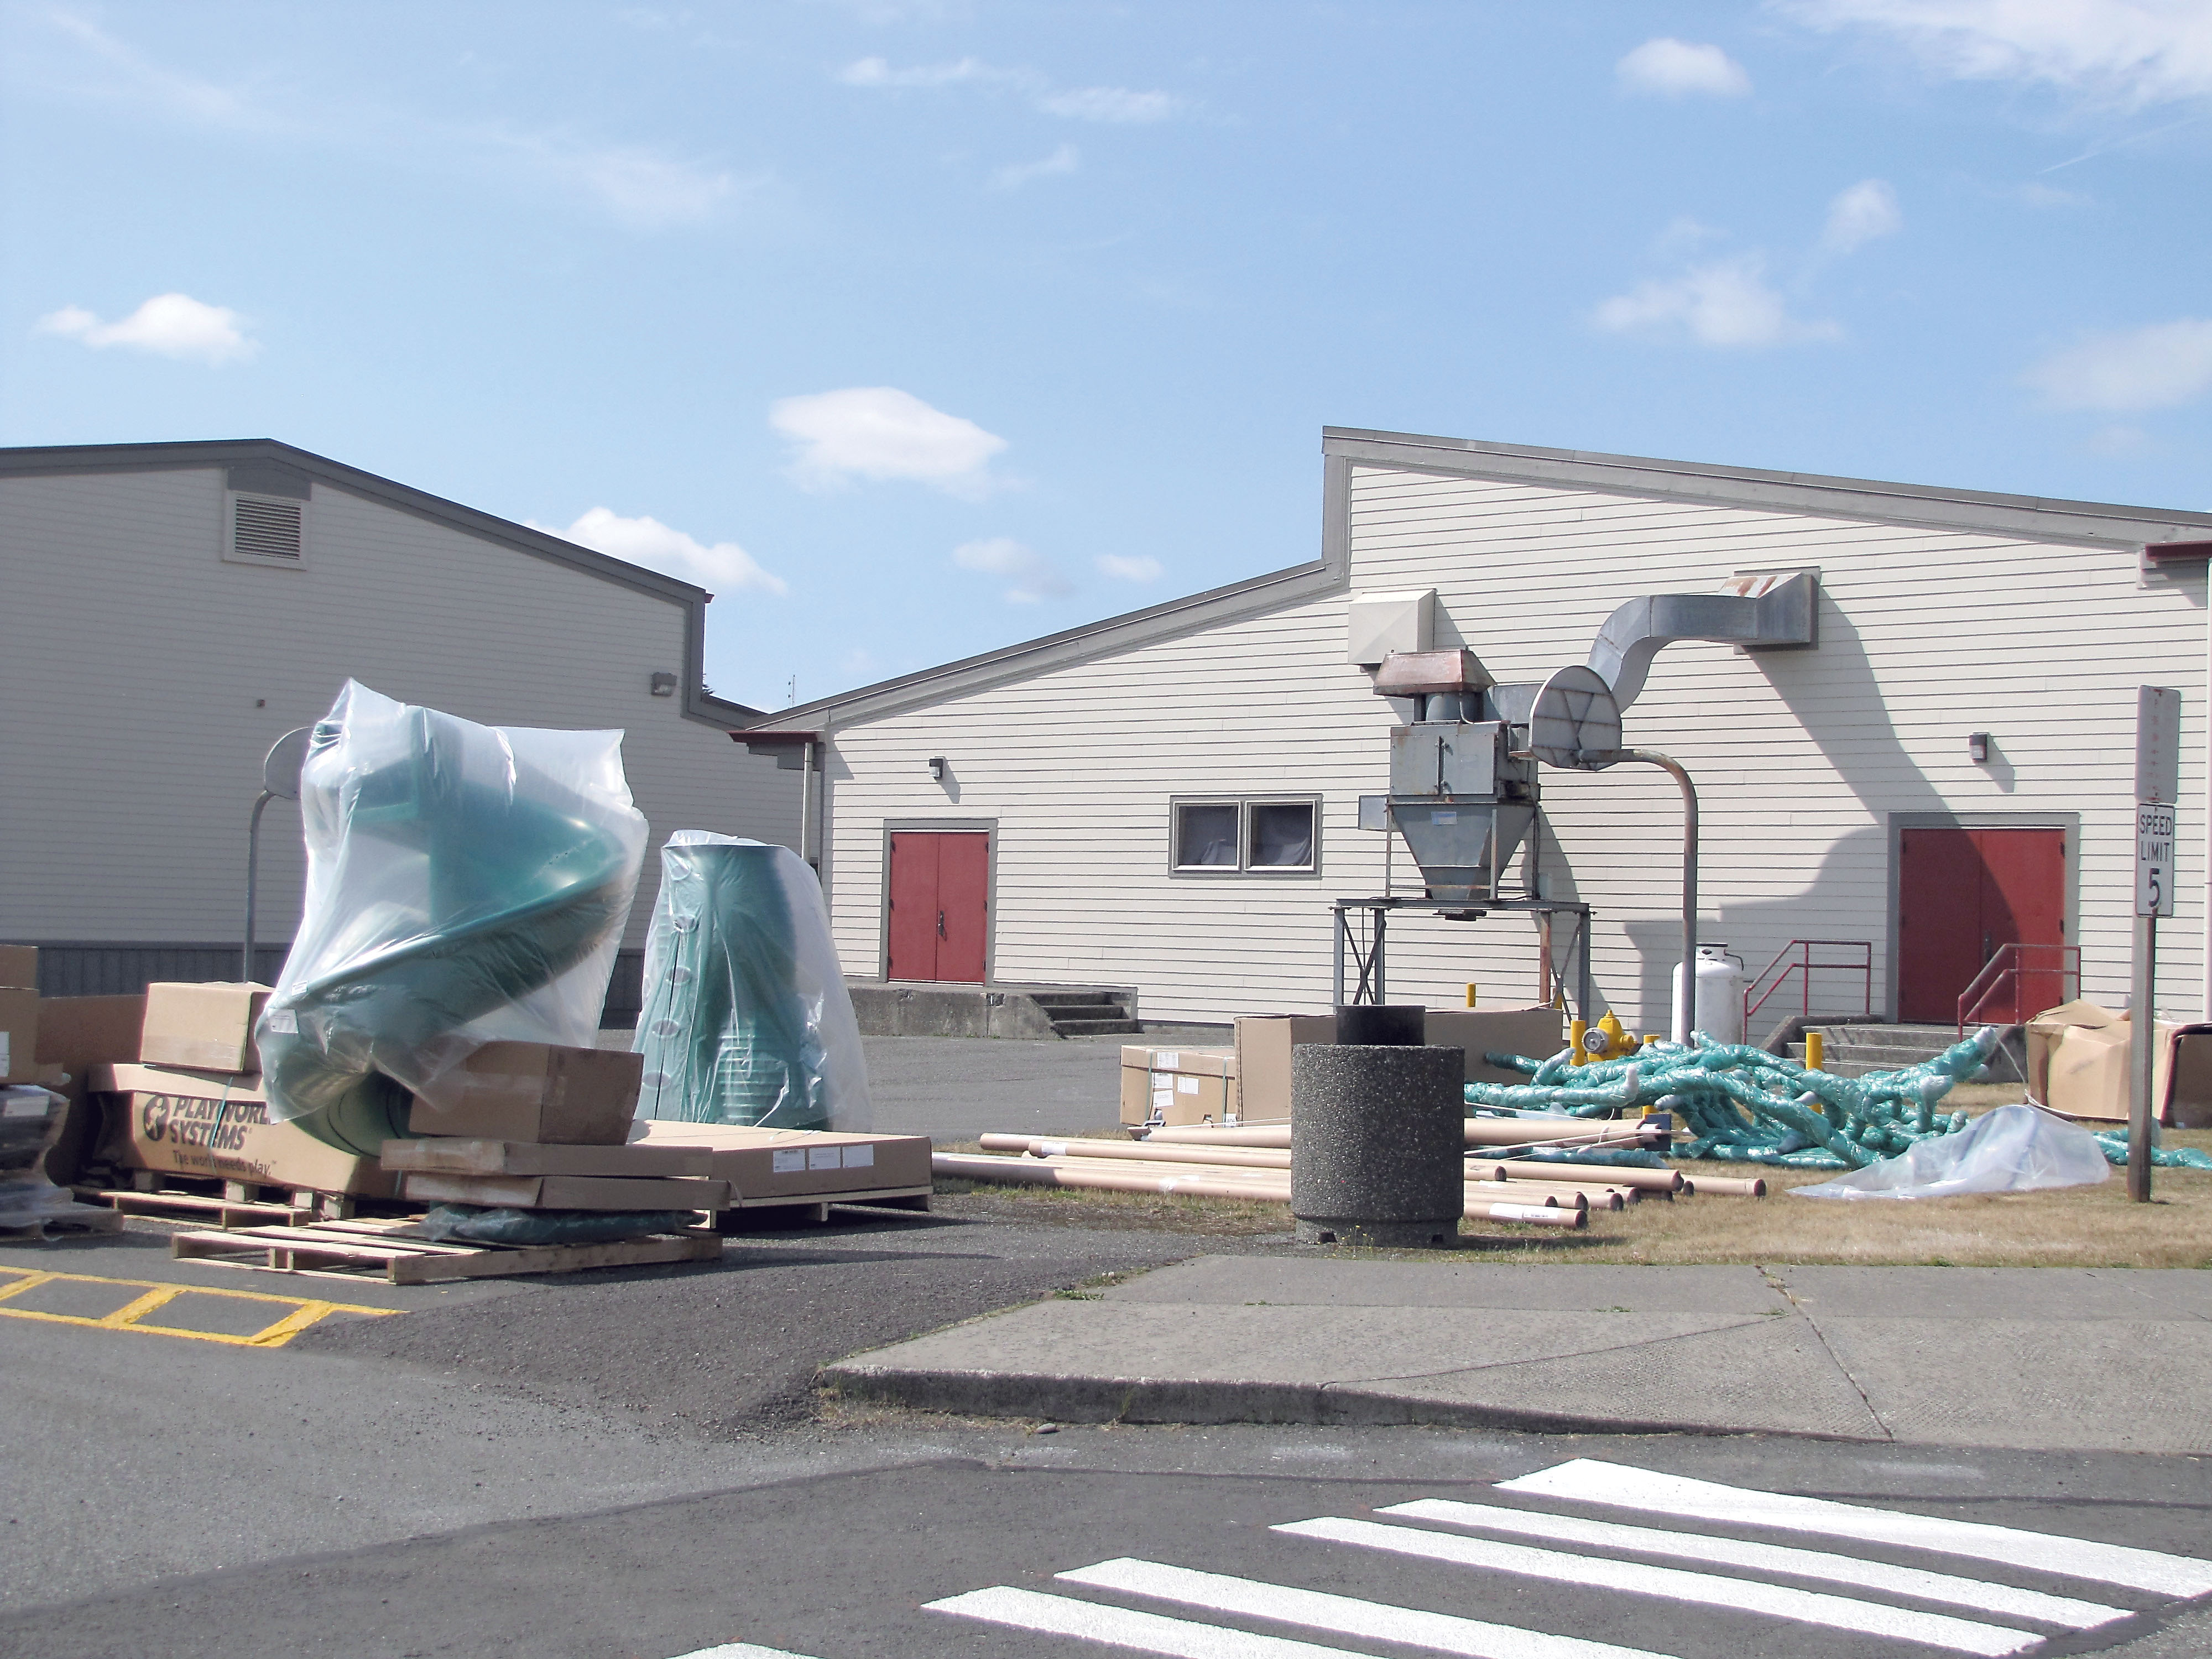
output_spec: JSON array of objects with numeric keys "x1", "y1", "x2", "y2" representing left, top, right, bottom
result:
[
  {"x1": 632, "y1": 833, "x2": 872, "y2": 1131},
  {"x1": 258, "y1": 681, "x2": 648, "y2": 1152},
  {"x1": 1, "y1": 1087, "x2": 80, "y2": 1230},
  {"x1": 1790, "y1": 1104, "x2": 2110, "y2": 1200}
]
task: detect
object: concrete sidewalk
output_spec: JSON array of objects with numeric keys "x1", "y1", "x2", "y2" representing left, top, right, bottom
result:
[{"x1": 822, "y1": 1258, "x2": 2212, "y2": 1453}]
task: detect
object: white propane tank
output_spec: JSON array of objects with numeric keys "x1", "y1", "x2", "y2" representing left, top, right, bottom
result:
[{"x1": 1671, "y1": 944, "x2": 1746, "y2": 1045}]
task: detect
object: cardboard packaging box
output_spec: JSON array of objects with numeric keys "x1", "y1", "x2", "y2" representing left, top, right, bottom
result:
[
  {"x1": 91, "y1": 1062, "x2": 398, "y2": 1197},
  {"x1": 629, "y1": 1122, "x2": 932, "y2": 1201},
  {"x1": 34, "y1": 994, "x2": 148, "y2": 1185},
  {"x1": 398, "y1": 1171, "x2": 731, "y2": 1212},
  {"x1": 0, "y1": 987, "x2": 39, "y2": 1086},
  {"x1": 380, "y1": 1137, "x2": 716, "y2": 1179},
  {"x1": 0, "y1": 944, "x2": 35, "y2": 988},
  {"x1": 1119, "y1": 1067, "x2": 1236, "y2": 1128},
  {"x1": 1424, "y1": 1007, "x2": 1568, "y2": 1084},
  {"x1": 2026, "y1": 1000, "x2": 2212, "y2": 1126},
  {"x1": 1232, "y1": 1015, "x2": 1337, "y2": 1121},
  {"x1": 139, "y1": 982, "x2": 272, "y2": 1073},
  {"x1": 407, "y1": 1042, "x2": 641, "y2": 1145}
]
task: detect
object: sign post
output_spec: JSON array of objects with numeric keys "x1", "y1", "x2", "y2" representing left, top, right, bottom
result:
[{"x1": 2130, "y1": 686, "x2": 2180, "y2": 1203}]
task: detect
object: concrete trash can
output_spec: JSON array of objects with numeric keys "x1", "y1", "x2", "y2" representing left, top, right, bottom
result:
[{"x1": 1290, "y1": 1044, "x2": 1463, "y2": 1247}]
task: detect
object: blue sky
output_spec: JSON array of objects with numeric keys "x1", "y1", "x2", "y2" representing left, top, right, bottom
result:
[{"x1": 6, "y1": 2, "x2": 2210, "y2": 712}]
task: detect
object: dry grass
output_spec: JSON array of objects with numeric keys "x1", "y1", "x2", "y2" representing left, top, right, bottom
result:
[{"x1": 935, "y1": 1106, "x2": 2212, "y2": 1267}]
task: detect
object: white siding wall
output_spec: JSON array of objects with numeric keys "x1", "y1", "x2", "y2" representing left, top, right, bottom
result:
[
  {"x1": 817, "y1": 465, "x2": 2208, "y2": 1029},
  {"x1": 0, "y1": 467, "x2": 797, "y2": 948}
]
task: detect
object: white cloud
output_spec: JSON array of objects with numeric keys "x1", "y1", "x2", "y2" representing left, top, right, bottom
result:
[
  {"x1": 953, "y1": 537, "x2": 1071, "y2": 602},
  {"x1": 1781, "y1": 0, "x2": 2212, "y2": 108},
  {"x1": 836, "y1": 55, "x2": 1180, "y2": 121},
  {"x1": 1097, "y1": 553, "x2": 1164, "y2": 582},
  {"x1": 35, "y1": 293, "x2": 253, "y2": 363},
  {"x1": 564, "y1": 145, "x2": 738, "y2": 228},
  {"x1": 538, "y1": 508, "x2": 787, "y2": 594},
  {"x1": 1616, "y1": 38, "x2": 1753, "y2": 97},
  {"x1": 771, "y1": 387, "x2": 1007, "y2": 497},
  {"x1": 1035, "y1": 86, "x2": 1177, "y2": 122},
  {"x1": 992, "y1": 144, "x2": 1079, "y2": 189},
  {"x1": 2022, "y1": 318, "x2": 2212, "y2": 410},
  {"x1": 1821, "y1": 178, "x2": 1903, "y2": 252},
  {"x1": 1593, "y1": 255, "x2": 1839, "y2": 347}
]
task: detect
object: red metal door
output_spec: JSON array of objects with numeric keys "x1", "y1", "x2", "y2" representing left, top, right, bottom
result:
[
  {"x1": 1897, "y1": 827, "x2": 2064, "y2": 1022},
  {"x1": 1975, "y1": 828, "x2": 2067, "y2": 1021},
  {"x1": 936, "y1": 833, "x2": 990, "y2": 983},
  {"x1": 886, "y1": 832, "x2": 941, "y2": 981},
  {"x1": 885, "y1": 832, "x2": 989, "y2": 983}
]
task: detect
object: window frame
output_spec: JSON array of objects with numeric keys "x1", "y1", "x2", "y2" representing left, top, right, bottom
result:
[{"x1": 1168, "y1": 794, "x2": 1322, "y2": 878}]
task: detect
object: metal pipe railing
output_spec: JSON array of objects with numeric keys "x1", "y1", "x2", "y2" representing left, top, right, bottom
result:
[
  {"x1": 1744, "y1": 940, "x2": 1874, "y2": 1035},
  {"x1": 1957, "y1": 942, "x2": 2080, "y2": 1035}
]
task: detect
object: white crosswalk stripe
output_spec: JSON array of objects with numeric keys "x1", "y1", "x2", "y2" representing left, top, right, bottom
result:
[
  {"x1": 1275, "y1": 1515, "x2": 2042, "y2": 1656},
  {"x1": 1497, "y1": 1458, "x2": 2212, "y2": 1598},
  {"x1": 1379, "y1": 1496, "x2": 2127, "y2": 1629},
  {"x1": 924, "y1": 1456, "x2": 2212, "y2": 1659},
  {"x1": 1057, "y1": 1558, "x2": 1671, "y2": 1659}
]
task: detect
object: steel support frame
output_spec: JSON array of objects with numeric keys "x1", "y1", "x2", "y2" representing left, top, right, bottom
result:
[{"x1": 1331, "y1": 896, "x2": 1594, "y2": 1019}]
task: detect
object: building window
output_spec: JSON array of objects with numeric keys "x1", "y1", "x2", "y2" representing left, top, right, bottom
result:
[{"x1": 1171, "y1": 797, "x2": 1319, "y2": 875}]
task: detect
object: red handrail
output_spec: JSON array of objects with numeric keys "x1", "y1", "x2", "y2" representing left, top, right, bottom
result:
[
  {"x1": 1744, "y1": 940, "x2": 1874, "y2": 1035},
  {"x1": 1957, "y1": 943, "x2": 2079, "y2": 1035}
]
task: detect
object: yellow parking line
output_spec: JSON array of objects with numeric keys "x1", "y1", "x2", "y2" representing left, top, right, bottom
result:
[{"x1": 0, "y1": 1265, "x2": 399, "y2": 1348}]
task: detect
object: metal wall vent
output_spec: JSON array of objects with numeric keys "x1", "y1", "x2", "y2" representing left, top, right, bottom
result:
[{"x1": 233, "y1": 494, "x2": 304, "y2": 559}]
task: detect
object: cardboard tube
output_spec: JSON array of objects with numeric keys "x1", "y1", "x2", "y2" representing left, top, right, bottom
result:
[
  {"x1": 984, "y1": 1134, "x2": 1291, "y2": 1171},
  {"x1": 1682, "y1": 1173, "x2": 1767, "y2": 1197},
  {"x1": 1463, "y1": 1119, "x2": 1665, "y2": 1149},
  {"x1": 1140, "y1": 1123, "x2": 1292, "y2": 1147},
  {"x1": 1469, "y1": 1157, "x2": 1682, "y2": 1192}
]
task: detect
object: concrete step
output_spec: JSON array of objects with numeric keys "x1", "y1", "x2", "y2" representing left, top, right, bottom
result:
[
  {"x1": 1030, "y1": 995, "x2": 1123, "y2": 1012},
  {"x1": 1051, "y1": 1016, "x2": 1145, "y2": 1037}
]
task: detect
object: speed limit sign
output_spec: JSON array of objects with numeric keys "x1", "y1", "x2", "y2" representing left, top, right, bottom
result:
[{"x1": 2137, "y1": 801, "x2": 2177, "y2": 917}]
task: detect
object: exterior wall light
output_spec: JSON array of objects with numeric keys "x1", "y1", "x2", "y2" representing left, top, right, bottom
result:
[
  {"x1": 927, "y1": 756, "x2": 947, "y2": 781},
  {"x1": 650, "y1": 671, "x2": 678, "y2": 697},
  {"x1": 1968, "y1": 732, "x2": 1991, "y2": 764}
]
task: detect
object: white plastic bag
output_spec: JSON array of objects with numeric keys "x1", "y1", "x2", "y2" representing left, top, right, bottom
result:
[
  {"x1": 1790, "y1": 1103, "x2": 2109, "y2": 1201},
  {"x1": 259, "y1": 681, "x2": 648, "y2": 1149},
  {"x1": 632, "y1": 833, "x2": 872, "y2": 1131}
]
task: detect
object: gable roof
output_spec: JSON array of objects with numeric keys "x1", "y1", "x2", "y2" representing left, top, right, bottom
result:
[
  {"x1": 742, "y1": 427, "x2": 2212, "y2": 733},
  {"x1": 0, "y1": 437, "x2": 761, "y2": 723}
]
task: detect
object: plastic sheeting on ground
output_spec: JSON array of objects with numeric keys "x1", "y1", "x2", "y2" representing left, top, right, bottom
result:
[
  {"x1": 631, "y1": 833, "x2": 871, "y2": 1132},
  {"x1": 257, "y1": 681, "x2": 648, "y2": 1153},
  {"x1": 419, "y1": 1204, "x2": 696, "y2": 1245},
  {"x1": 1791, "y1": 1103, "x2": 2110, "y2": 1199}
]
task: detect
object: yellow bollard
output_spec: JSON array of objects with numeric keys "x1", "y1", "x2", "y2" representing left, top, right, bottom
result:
[
  {"x1": 1804, "y1": 1029, "x2": 1825, "y2": 1072},
  {"x1": 1569, "y1": 1018, "x2": 1588, "y2": 1066},
  {"x1": 1465, "y1": 983, "x2": 1478, "y2": 1008}
]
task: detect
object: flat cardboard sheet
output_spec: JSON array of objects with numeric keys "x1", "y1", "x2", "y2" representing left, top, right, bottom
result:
[
  {"x1": 1233, "y1": 1015, "x2": 1337, "y2": 1120},
  {"x1": 629, "y1": 1122, "x2": 930, "y2": 1201},
  {"x1": 0, "y1": 987, "x2": 38, "y2": 1086},
  {"x1": 379, "y1": 1137, "x2": 716, "y2": 1178},
  {"x1": 399, "y1": 1171, "x2": 731, "y2": 1211},
  {"x1": 1425, "y1": 1007, "x2": 1568, "y2": 1084},
  {"x1": 0, "y1": 945, "x2": 35, "y2": 989},
  {"x1": 92, "y1": 1061, "x2": 396, "y2": 1197},
  {"x1": 38, "y1": 994, "x2": 147, "y2": 1070}
]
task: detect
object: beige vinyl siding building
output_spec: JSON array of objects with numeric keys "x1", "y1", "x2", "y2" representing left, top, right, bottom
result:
[
  {"x1": 0, "y1": 440, "x2": 797, "y2": 1014},
  {"x1": 765, "y1": 429, "x2": 2212, "y2": 1032}
]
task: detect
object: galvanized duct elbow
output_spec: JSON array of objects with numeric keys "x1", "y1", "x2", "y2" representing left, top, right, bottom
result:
[{"x1": 1586, "y1": 572, "x2": 1818, "y2": 711}]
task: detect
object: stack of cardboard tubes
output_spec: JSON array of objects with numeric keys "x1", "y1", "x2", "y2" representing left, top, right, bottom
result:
[{"x1": 937, "y1": 1114, "x2": 1766, "y2": 1230}]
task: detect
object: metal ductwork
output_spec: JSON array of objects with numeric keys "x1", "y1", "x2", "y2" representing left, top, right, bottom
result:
[{"x1": 1586, "y1": 570, "x2": 1818, "y2": 711}]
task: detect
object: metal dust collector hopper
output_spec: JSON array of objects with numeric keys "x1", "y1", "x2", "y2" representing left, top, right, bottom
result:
[{"x1": 1376, "y1": 648, "x2": 1538, "y2": 906}]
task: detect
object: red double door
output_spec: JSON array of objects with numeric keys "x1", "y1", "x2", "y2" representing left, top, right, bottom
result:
[
  {"x1": 886, "y1": 831, "x2": 989, "y2": 983},
  {"x1": 1896, "y1": 827, "x2": 2065, "y2": 1024}
]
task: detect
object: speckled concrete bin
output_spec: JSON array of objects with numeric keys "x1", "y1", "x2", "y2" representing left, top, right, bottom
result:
[{"x1": 1290, "y1": 1044, "x2": 1463, "y2": 1247}]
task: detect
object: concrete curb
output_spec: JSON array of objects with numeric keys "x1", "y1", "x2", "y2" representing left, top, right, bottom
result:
[{"x1": 815, "y1": 1362, "x2": 1880, "y2": 1442}]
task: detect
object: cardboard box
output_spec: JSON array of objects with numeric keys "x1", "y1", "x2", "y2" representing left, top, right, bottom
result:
[
  {"x1": 1232, "y1": 1015, "x2": 1338, "y2": 1120},
  {"x1": 407, "y1": 1042, "x2": 641, "y2": 1145},
  {"x1": 1118, "y1": 1045, "x2": 1236, "y2": 1078},
  {"x1": 1424, "y1": 1007, "x2": 1568, "y2": 1085},
  {"x1": 380, "y1": 1137, "x2": 716, "y2": 1178},
  {"x1": 0, "y1": 944, "x2": 35, "y2": 988},
  {"x1": 0, "y1": 987, "x2": 38, "y2": 1086},
  {"x1": 1120, "y1": 1068, "x2": 1235, "y2": 1128},
  {"x1": 2026, "y1": 1000, "x2": 2212, "y2": 1126},
  {"x1": 91, "y1": 1062, "x2": 397, "y2": 1197},
  {"x1": 629, "y1": 1122, "x2": 932, "y2": 1201},
  {"x1": 139, "y1": 982, "x2": 272, "y2": 1073},
  {"x1": 37, "y1": 994, "x2": 147, "y2": 1071},
  {"x1": 398, "y1": 1171, "x2": 730, "y2": 1212}
]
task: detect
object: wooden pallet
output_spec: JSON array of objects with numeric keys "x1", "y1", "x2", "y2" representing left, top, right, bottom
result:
[
  {"x1": 706, "y1": 1185, "x2": 933, "y2": 1228},
  {"x1": 169, "y1": 1217, "x2": 724, "y2": 1285},
  {"x1": 78, "y1": 1187, "x2": 317, "y2": 1229}
]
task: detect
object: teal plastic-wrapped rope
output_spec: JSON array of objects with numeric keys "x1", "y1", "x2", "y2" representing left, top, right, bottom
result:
[
  {"x1": 257, "y1": 682, "x2": 648, "y2": 1154},
  {"x1": 631, "y1": 834, "x2": 871, "y2": 1131}
]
